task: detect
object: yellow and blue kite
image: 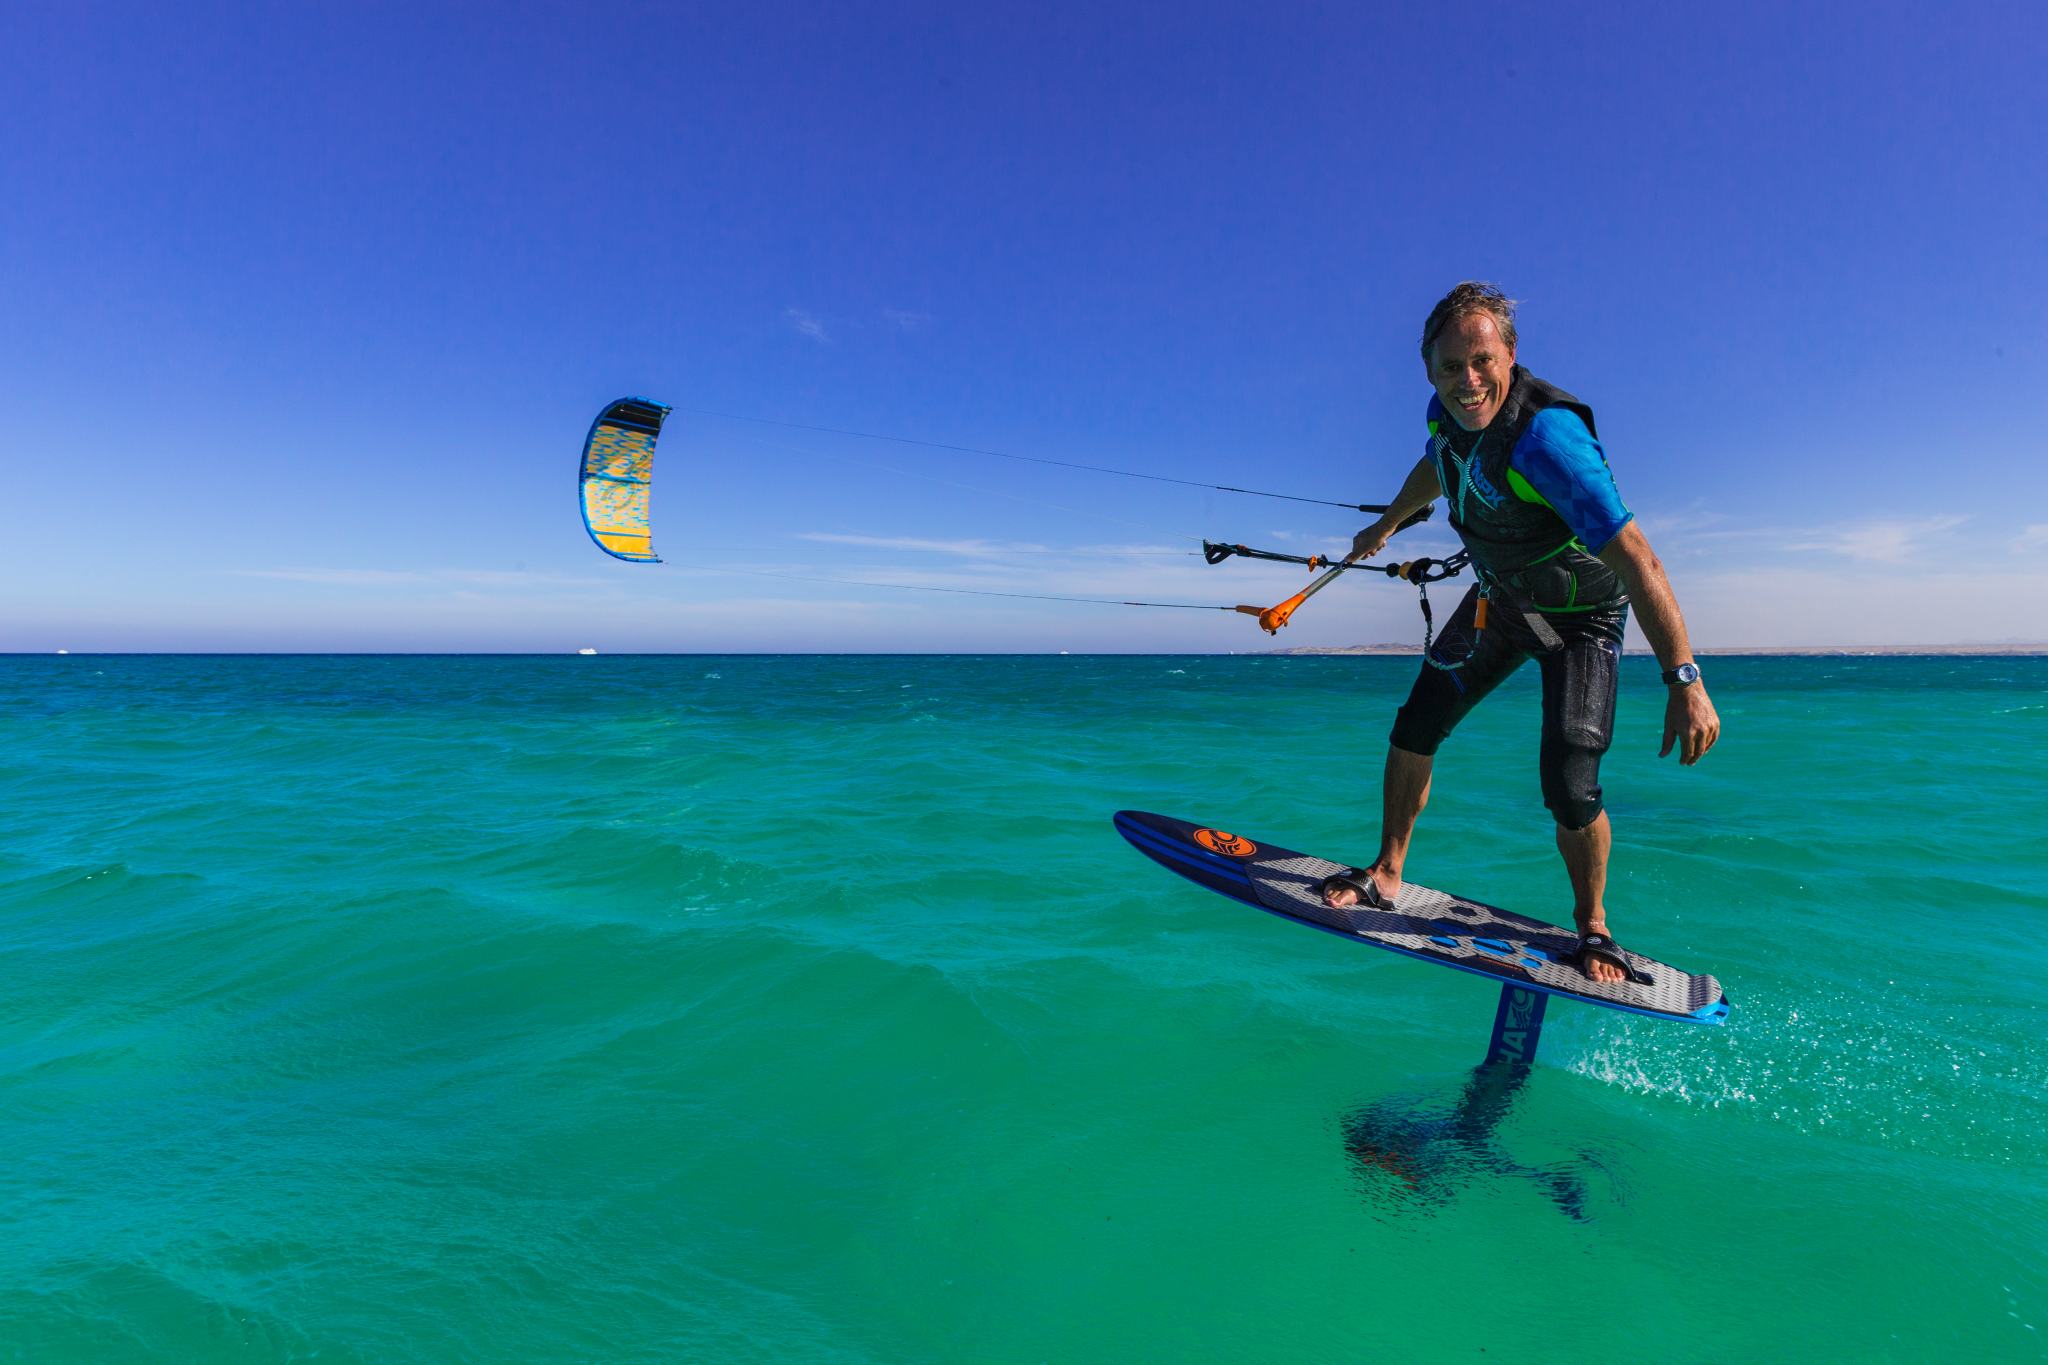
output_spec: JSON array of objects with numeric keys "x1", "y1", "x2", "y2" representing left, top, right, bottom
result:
[{"x1": 578, "y1": 397, "x2": 670, "y2": 563}]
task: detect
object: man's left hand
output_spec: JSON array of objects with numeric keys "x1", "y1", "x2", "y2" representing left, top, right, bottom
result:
[{"x1": 1660, "y1": 683, "x2": 1720, "y2": 765}]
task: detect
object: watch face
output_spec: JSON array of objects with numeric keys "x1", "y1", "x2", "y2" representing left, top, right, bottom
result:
[{"x1": 1673, "y1": 663, "x2": 1700, "y2": 684}]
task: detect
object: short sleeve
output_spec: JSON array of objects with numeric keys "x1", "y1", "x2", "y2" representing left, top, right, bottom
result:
[{"x1": 1510, "y1": 408, "x2": 1633, "y2": 553}]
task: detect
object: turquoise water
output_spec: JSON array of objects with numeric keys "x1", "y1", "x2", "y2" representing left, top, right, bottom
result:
[{"x1": 1, "y1": 654, "x2": 2042, "y2": 1363}]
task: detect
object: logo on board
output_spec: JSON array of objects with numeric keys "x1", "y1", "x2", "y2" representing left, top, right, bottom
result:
[
  {"x1": 1192, "y1": 829, "x2": 1257, "y2": 858},
  {"x1": 1496, "y1": 988, "x2": 1540, "y2": 1063}
]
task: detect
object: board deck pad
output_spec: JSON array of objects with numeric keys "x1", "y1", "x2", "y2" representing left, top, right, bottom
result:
[{"x1": 1115, "y1": 810, "x2": 1728, "y2": 1025}]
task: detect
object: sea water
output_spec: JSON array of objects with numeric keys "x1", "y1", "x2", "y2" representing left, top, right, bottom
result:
[{"x1": 1, "y1": 654, "x2": 2041, "y2": 1363}]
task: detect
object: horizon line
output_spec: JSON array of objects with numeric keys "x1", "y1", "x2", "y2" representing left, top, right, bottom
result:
[{"x1": 9, "y1": 646, "x2": 2048, "y2": 659}]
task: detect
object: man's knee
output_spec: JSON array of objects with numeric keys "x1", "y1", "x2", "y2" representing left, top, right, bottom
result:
[
  {"x1": 1390, "y1": 700, "x2": 1452, "y2": 756},
  {"x1": 1545, "y1": 786, "x2": 1604, "y2": 831},
  {"x1": 1543, "y1": 751, "x2": 1605, "y2": 830}
]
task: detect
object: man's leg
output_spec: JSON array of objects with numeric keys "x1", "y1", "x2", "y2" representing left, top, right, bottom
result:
[
  {"x1": 1327, "y1": 587, "x2": 1526, "y2": 909},
  {"x1": 1356, "y1": 744, "x2": 1432, "y2": 904},
  {"x1": 1555, "y1": 812, "x2": 1621, "y2": 982},
  {"x1": 1538, "y1": 628, "x2": 1624, "y2": 981}
]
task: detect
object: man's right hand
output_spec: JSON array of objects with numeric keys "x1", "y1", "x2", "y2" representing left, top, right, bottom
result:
[
  {"x1": 1349, "y1": 518, "x2": 1396, "y2": 563},
  {"x1": 1660, "y1": 681, "x2": 1721, "y2": 765}
]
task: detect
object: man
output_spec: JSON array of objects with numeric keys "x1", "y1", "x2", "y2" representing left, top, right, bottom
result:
[{"x1": 1321, "y1": 282, "x2": 1720, "y2": 985}]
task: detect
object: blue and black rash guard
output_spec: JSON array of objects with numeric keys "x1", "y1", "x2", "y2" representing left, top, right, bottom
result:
[
  {"x1": 1426, "y1": 367, "x2": 1632, "y2": 613},
  {"x1": 1509, "y1": 408, "x2": 1632, "y2": 554}
]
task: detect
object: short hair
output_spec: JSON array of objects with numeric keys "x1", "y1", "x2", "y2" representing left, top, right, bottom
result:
[{"x1": 1420, "y1": 281, "x2": 1518, "y2": 363}]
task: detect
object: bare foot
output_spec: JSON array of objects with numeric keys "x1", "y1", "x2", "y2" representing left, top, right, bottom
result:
[
  {"x1": 1323, "y1": 864, "x2": 1403, "y2": 909},
  {"x1": 1575, "y1": 919, "x2": 1628, "y2": 984}
]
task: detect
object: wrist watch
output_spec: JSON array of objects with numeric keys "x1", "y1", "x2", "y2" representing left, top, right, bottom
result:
[{"x1": 1661, "y1": 661, "x2": 1702, "y2": 687}]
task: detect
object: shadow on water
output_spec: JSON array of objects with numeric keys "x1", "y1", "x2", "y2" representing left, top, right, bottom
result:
[{"x1": 1340, "y1": 1059, "x2": 1612, "y2": 1222}]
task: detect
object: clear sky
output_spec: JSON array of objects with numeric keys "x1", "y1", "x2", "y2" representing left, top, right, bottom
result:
[{"x1": 3, "y1": 0, "x2": 2043, "y2": 652}]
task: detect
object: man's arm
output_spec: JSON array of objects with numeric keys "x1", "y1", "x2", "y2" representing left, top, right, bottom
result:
[
  {"x1": 1348, "y1": 457, "x2": 1439, "y2": 562},
  {"x1": 1596, "y1": 522, "x2": 1721, "y2": 765}
]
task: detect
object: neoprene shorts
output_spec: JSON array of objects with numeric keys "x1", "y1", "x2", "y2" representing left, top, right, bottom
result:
[{"x1": 1389, "y1": 585, "x2": 1630, "y2": 831}]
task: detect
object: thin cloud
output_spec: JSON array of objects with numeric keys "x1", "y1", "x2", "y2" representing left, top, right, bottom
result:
[
  {"x1": 1664, "y1": 563, "x2": 2048, "y2": 647},
  {"x1": 798, "y1": 533, "x2": 1050, "y2": 556},
  {"x1": 231, "y1": 567, "x2": 605, "y2": 589},
  {"x1": 798, "y1": 534, "x2": 1202, "y2": 561},
  {"x1": 2016, "y1": 524, "x2": 2048, "y2": 553},
  {"x1": 784, "y1": 308, "x2": 831, "y2": 343},
  {"x1": 1632, "y1": 508, "x2": 1737, "y2": 539},
  {"x1": 880, "y1": 308, "x2": 931, "y2": 330},
  {"x1": 1784, "y1": 514, "x2": 1969, "y2": 564},
  {"x1": 1072, "y1": 542, "x2": 1206, "y2": 558}
]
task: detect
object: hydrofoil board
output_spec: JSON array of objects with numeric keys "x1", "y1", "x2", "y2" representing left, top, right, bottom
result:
[{"x1": 1115, "y1": 810, "x2": 1728, "y2": 1028}]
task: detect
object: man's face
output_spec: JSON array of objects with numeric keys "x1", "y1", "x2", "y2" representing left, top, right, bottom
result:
[{"x1": 1427, "y1": 312, "x2": 1515, "y2": 431}]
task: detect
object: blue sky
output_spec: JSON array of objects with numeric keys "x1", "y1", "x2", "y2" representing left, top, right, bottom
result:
[{"x1": 3, "y1": 0, "x2": 2043, "y2": 652}]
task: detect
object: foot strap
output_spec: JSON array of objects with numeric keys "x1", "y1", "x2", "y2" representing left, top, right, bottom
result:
[
  {"x1": 1574, "y1": 932, "x2": 1646, "y2": 984},
  {"x1": 1319, "y1": 868, "x2": 1387, "y2": 909}
]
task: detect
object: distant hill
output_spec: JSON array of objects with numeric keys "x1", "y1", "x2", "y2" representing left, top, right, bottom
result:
[{"x1": 1265, "y1": 643, "x2": 2048, "y2": 656}]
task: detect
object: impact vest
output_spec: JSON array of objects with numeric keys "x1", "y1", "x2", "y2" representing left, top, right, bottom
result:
[{"x1": 1426, "y1": 366, "x2": 1627, "y2": 613}]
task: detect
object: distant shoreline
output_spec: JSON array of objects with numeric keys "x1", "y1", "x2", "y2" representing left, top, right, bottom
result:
[
  {"x1": 1266, "y1": 644, "x2": 2048, "y2": 657},
  {"x1": 10, "y1": 646, "x2": 2048, "y2": 658}
]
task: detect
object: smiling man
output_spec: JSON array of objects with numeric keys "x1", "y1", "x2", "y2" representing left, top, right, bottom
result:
[{"x1": 1321, "y1": 282, "x2": 1720, "y2": 984}]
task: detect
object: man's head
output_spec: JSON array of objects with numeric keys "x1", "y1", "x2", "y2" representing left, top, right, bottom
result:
[{"x1": 1421, "y1": 282, "x2": 1518, "y2": 431}]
